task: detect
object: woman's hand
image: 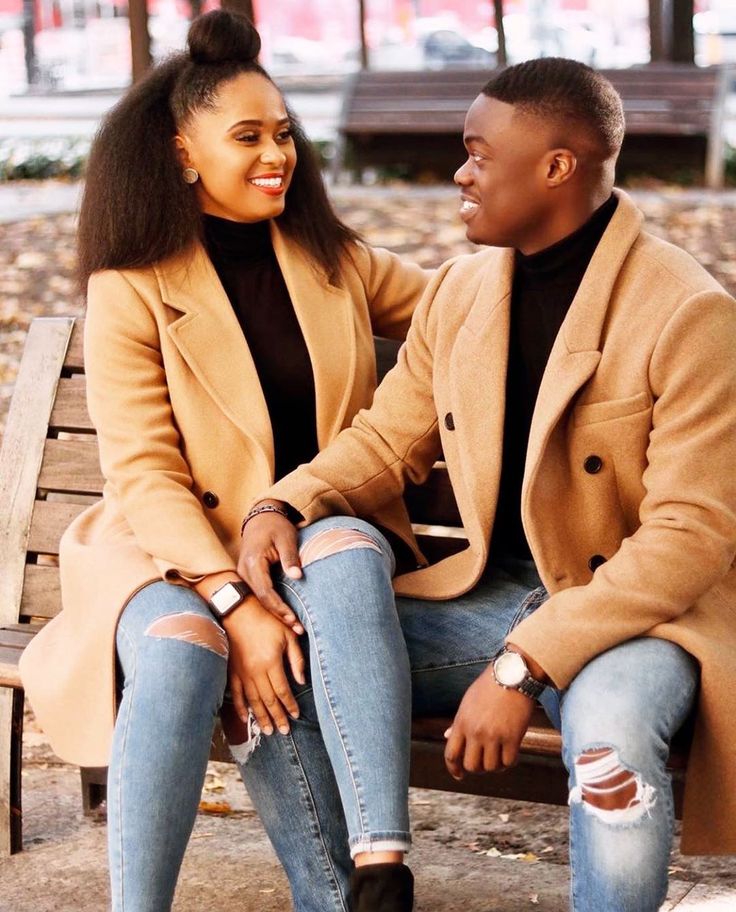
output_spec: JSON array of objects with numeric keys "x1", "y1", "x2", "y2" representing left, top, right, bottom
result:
[
  {"x1": 238, "y1": 500, "x2": 304, "y2": 629},
  {"x1": 223, "y1": 595, "x2": 305, "y2": 736}
]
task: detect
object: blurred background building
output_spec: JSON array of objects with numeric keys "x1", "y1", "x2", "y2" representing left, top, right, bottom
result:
[{"x1": 0, "y1": 0, "x2": 734, "y2": 96}]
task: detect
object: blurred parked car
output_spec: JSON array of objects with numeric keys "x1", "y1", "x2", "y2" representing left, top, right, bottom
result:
[{"x1": 422, "y1": 30, "x2": 495, "y2": 69}]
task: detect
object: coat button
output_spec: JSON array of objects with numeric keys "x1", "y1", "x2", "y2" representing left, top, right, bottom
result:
[
  {"x1": 203, "y1": 491, "x2": 219, "y2": 509},
  {"x1": 584, "y1": 455, "x2": 603, "y2": 474},
  {"x1": 588, "y1": 554, "x2": 606, "y2": 572},
  {"x1": 444, "y1": 412, "x2": 455, "y2": 431}
]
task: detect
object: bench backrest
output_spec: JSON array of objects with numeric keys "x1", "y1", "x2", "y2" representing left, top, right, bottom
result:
[
  {"x1": 0, "y1": 319, "x2": 466, "y2": 630},
  {"x1": 340, "y1": 64, "x2": 727, "y2": 138}
]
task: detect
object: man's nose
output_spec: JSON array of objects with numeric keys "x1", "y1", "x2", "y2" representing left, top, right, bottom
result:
[{"x1": 454, "y1": 158, "x2": 471, "y2": 185}]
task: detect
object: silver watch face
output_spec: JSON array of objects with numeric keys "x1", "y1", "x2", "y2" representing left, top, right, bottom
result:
[
  {"x1": 210, "y1": 582, "x2": 242, "y2": 614},
  {"x1": 494, "y1": 651, "x2": 527, "y2": 687}
]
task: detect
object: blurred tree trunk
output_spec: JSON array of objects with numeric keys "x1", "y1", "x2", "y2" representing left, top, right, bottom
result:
[
  {"x1": 649, "y1": 0, "x2": 695, "y2": 63},
  {"x1": 129, "y1": 0, "x2": 151, "y2": 83},
  {"x1": 221, "y1": 0, "x2": 255, "y2": 22},
  {"x1": 649, "y1": 0, "x2": 667, "y2": 62},
  {"x1": 672, "y1": 0, "x2": 694, "y2": 63},
  {"x1": 22, "y1": 0, "x2": 37, "y2": 87},
  {"x1": 494, "y1": 0, "x2": 507, "y2": 66},
  {"x1": 358, "y1": 0, "x2": 368, "y2": 69}
]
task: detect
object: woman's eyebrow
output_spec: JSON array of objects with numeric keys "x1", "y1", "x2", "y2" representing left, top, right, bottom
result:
[{"x1": 228, "y1": 116, "x2": 291, "y2": 131}]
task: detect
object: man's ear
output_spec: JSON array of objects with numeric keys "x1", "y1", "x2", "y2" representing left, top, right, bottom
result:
[{"x1": 546, "y1": 149, "x2": 577, "y2": 187}]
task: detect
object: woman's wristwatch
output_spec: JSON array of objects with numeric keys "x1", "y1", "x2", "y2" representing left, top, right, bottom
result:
[
  {"x1": 491, "y1": 647, "x2": 546, "y2": 700},
  {"x1": 208, "y1": 580, "x2": 250, "y2": 619}
]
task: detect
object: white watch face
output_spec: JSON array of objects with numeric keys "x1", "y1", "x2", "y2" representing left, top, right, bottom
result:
[
  {"x1": 494, "y1": 651, "x2": 527, "y2": 687},
  {"x1": 210, "y1": 582, "x2": 241, "y2": 614}
]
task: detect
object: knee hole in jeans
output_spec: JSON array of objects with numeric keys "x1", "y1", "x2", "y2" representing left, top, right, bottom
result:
[
  {"x1": 569, "y1": 746, "x2": 657, "y2": 824},
  {"x1": 144, "y1": 613, "x2": 228, "y2": 659},
  {"x1": 299, "y1": 529, "x2": 382, "y2": 569}
]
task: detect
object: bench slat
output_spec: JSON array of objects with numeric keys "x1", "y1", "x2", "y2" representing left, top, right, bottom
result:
[
  {"x1": 20, "y1": 565, "x2": 62, "y2": 621},
  {"x1": 49, "y1": 377, "x2": 93, "y2": 431},
  {"x1": 63, "y1": 321, "x2": 84, "y2": 371},
  {"x1": 28, "y1": 501, "x2": 88, "y2": 555},
  {"x1": 39, "y1": 438, "x2": 104, "y2": 494},
  {"x1": 0, "y1": 649, "x2": 22, "y2": 689}
]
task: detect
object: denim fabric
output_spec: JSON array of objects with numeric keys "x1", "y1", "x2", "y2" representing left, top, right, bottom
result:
[
  {"x1": 108, "y1": 581, "x2": 228, "y2": 912},
  {"x1": 240, "y1": 518, "x2": 699, "y2": 912}
]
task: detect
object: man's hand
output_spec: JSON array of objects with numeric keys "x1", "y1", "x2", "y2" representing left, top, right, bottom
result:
[
  {"x1": 444, "y1": 665, "x2": 536, "y2": 779},
  {"x1": 238, "y1": 500, "x2": 304, "y2": 632}
]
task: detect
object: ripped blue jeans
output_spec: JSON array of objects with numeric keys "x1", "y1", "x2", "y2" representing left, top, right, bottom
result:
[{"x1": 107, "y1": 517, "x2": 698, "y2": 912}]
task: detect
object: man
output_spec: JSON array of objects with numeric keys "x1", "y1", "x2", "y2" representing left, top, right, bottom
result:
[{"x1": 237, "y1": 59, "x2": 736, "y2": 911}]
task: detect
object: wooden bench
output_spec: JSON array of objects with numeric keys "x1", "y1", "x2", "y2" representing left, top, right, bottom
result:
[
  {"x1": 0, "y1": 316, "x2": 690, "y2": 856},
  {"x1": 333, "y1": 64, "x2": 732, "y2": 187}
]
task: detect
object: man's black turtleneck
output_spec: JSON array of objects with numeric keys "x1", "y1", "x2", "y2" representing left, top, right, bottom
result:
[
  {"x1": 203, "y1": 214, "x2": 318, "y2": 482},
  {"x1": 490, "y1": 194, "x2": 618, "y2": 561}
]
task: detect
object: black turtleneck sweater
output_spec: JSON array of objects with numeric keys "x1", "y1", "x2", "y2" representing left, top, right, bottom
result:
[
  {"x1": 490, "y1": 195, "x2": 618, "y2": 561},
  {"x1": 203, "y1": 215, "x2": 318, "y2": 481}
]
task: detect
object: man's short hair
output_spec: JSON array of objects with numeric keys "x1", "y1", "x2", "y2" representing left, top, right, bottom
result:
[{"x1": 482, "y1": 58, "x2": 625, "y2": 160}]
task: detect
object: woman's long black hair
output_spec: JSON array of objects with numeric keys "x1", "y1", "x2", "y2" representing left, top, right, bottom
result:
[{"x1": 77, "y1": 10, "x2": 359, "y2": 288}]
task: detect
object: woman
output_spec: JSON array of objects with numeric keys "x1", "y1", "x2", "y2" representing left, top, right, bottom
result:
[{"x1": 20, "y1": 10, "x2": 428, "y2": 912}]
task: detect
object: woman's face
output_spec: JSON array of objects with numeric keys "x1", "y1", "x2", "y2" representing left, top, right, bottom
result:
[{"x1": 176, "y1": 71, "x2": 297, "y2": 223}]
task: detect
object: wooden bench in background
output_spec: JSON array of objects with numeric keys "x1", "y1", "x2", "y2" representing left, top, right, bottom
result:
[
  {"x1": 0, "y1": 316, "x2": 690, "y2": 856},
  {"x1": 333, "y1": 64, "x2": 733, "y2": 187}
]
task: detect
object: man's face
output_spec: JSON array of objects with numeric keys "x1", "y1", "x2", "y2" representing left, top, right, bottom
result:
[{"x1": 454, "y1": 95, "x2": 557, "y2": 252}]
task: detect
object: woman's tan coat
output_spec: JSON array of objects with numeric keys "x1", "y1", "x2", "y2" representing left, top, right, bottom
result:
[
  {"x1": 265, "y1": 191, "x2": 736, "y2": 855},
  {"x1": 19, "y1": 225, "x2": 430, "y2": 768}
]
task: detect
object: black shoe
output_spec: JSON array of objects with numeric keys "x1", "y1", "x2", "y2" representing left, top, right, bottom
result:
[{"x1": 348, "y1": 863, "x2": 414, "y2": 912}]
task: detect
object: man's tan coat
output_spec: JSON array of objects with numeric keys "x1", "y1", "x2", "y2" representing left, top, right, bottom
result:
[
  {"x1": 266, "y1": 191, "x2": 736, "y2": 854},
  {"x1": 19, "y1": 226, "x2": 429, "y2": 769}
]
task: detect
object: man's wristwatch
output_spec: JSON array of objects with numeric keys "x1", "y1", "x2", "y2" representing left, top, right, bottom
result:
[
  {"x1": 208, "y1": 580, "x2": 250, "y2": 619},
  {"x1": 491, "y1": 647, "x2": 546, "y2": 700}
]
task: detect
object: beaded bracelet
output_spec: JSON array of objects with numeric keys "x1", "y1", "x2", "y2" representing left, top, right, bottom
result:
[{"x1": 240, "y1": 503, "x2": 291, "y2": 537}]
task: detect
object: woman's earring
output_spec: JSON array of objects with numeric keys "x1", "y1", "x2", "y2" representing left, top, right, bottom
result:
[{"x1": 182, "y1": 167, "x2": 199, "y2": 184}]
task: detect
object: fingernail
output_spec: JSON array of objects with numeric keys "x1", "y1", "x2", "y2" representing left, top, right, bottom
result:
[
  {"x1": 290, "y1": 710, "x2": 299, "y2": 720},
  {"x1": 278, "y1": 725, "x2": 290, "y2": 735},
  {"x1": 240, "y1": 715, "x2": 249, "y2": 724},
  {"x1": 444, "y1": 728, "x2": 451, "y2": 738},
  {"x1": 286, "y1": 567, "x2": 302, "y2": 579},
  {"x1": 263, "y1": 725, "x2": 274, "y2": 736},
  {"x1": 294, "y1": 624, "x2": 304, "y2": 635}
]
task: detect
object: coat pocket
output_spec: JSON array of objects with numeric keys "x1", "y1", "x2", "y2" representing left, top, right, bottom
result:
[{"x1": 573, "y1": 390, "x2": 651, "y2": 427}]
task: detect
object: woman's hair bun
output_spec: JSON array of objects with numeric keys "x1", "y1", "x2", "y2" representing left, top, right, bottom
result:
[{"x1": 187, "y1": 10, "x2": 261, "y2": 66}]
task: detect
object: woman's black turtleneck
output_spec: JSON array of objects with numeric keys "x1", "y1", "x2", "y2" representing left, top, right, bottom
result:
[
  {"x1": 203, "y1": 215, "x2": 318, "y2": 481},
  {"x1": 490, "y1": 194, "x2": 618, "y2": 561}
]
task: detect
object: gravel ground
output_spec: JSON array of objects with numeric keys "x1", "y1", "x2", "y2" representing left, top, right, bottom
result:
[{"x1": 1, "y1": 182, "x2": 735, "y2": 898}]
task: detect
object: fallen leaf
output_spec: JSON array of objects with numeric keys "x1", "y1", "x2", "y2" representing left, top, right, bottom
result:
[
  {"x1": 485, "y1": 847, "x2": 502, "y2": 857},
  {"x1": 203, "y1": 775, "x2": 226, "y2": 792},
  {"x1": 530, "y1": 894, "x2": 540, "y2": 904},
  {"x1": 198, "y1": 800, "x2": 233, "y2": 816},
  {"x1": 541, "y1": 846, "x2": 555, "y2": 854},
  {"x1": 498, "y1": 813, "x2": 510, "y2": 823}
]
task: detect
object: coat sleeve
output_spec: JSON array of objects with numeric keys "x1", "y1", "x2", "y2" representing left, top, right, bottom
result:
[
  {"x1": 509, "y1": 290, "x2": 736, "y2": 688},
  {"x1": 84, "y1": 269, "x2": 237, "y2": 581},
  {"x1": 351, "y1": 243, "x2": 433, "y2": 340},
  {"x1": 259, "y1": 263, "x2": 452, "y2": 522}
]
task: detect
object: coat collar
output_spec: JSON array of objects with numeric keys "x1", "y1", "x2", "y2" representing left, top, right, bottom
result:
[
  {"x1": 155, "y1": 222, "x2": 355, "y2": 476},
  {"x1": 449, "y1": 189, "x2": 644, "y2": 552}
]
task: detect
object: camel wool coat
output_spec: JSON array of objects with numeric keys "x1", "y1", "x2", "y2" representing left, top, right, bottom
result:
[
  {"x1": 264, "y1": 191, "x2": 736, "y2": 855},
  {"x1": 19, "y1": 224, "x2": 430, "y2": 768}
]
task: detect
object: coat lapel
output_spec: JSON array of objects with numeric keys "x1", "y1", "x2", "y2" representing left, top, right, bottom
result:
[
  {"x1": 157, "y1": 242, "x2": 275, "y2": 468},
  {"x1": 448, "y1": 248, "x2": 515, "y2": 545},
  {"x1": 271, "y1": 226, "x2": 356, "y2": 448},
  {"x1": 521, "y1": 190, "x2": 644, "y2": 535}
]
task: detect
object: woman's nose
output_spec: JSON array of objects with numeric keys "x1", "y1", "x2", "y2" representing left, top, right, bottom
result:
[{"x1": 260, "y1": 144, "x2": 287, "y2": 166}]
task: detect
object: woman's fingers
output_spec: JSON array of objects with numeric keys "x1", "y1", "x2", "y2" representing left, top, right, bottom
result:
[
  {"x1": 229, "y1": 673, "x2": 249, "y2": 725},
  {"x1": 268, "y1": 664, "x2": 300, "y2": 722},
  {"x1": 242, "y1": 678, "x2": 275, "y2": 736},
  {"x1": 286, "y1": 634, "x2": 306, "y2": 686}
]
